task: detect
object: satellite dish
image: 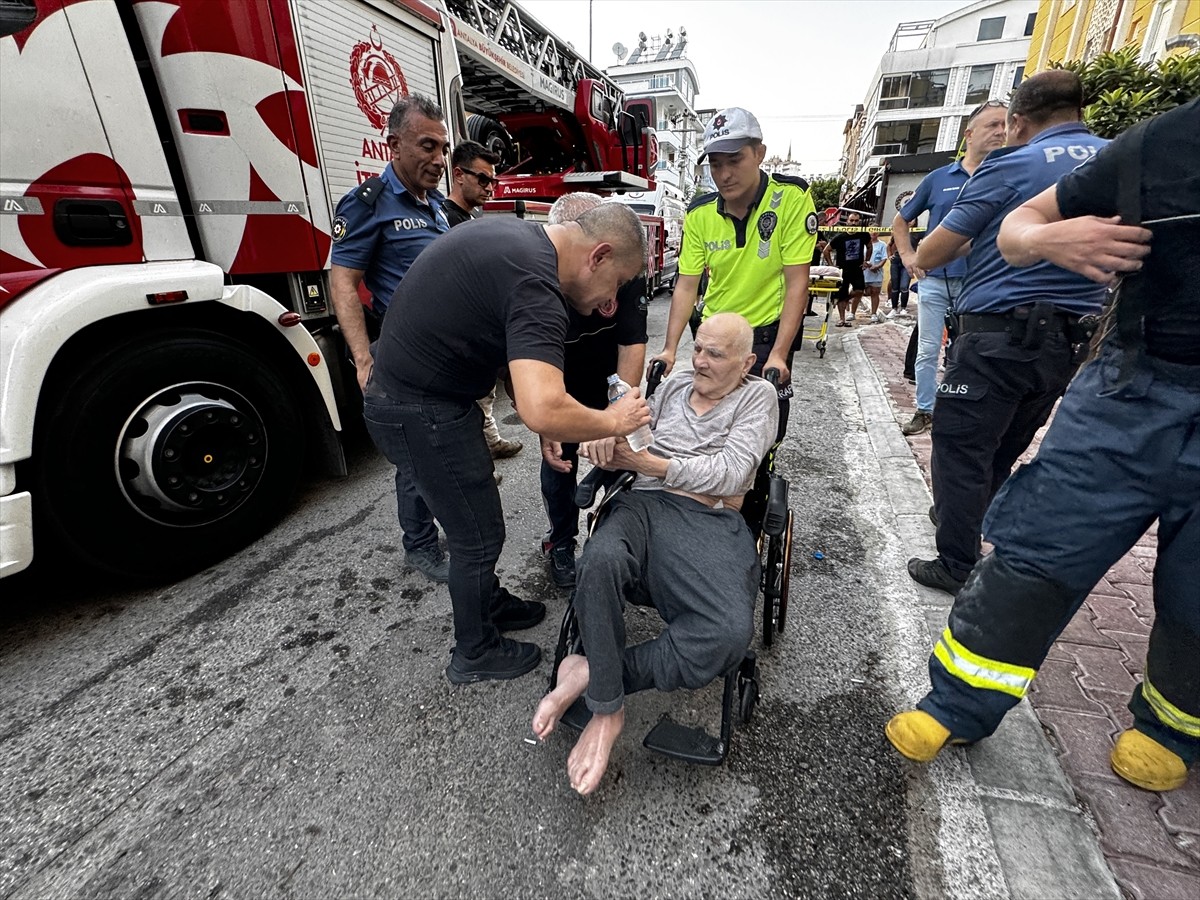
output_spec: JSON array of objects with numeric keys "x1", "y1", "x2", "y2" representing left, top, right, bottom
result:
[{"x1": 612, "y1": 42, "x2": 627, "y2": 61}]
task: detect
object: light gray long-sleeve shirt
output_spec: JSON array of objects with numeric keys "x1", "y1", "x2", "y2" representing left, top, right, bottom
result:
[{"x1": 633, "y1": 372, "x2": 779, "y2": 497}]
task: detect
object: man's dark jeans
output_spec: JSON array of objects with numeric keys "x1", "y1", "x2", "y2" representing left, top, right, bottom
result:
[
  {"x1": 363, "y1": 391, "x2": 505, "y2": 657},
  {"x1": 541, "y1": 442, "x2": 581, "y2": 551}
]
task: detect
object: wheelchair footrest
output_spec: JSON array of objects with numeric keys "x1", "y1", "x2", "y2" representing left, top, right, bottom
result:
[
  {"x1": 642, "y1": 716, "x2": 727, "y2": 766},
  {"x1": 558, "y1": 697, "x2": 592, "y2": 734}
]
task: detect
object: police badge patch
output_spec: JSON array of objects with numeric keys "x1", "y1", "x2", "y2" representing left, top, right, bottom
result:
[
  {"x1": 757, "y1": 211, "x2": 777, "y2": 260},
  {"x1": 332, "y1": 215, "x2": 348, "y2": 243},
  {"x1": 805, "y1": 212, "x2": 818, "y2": 235}
]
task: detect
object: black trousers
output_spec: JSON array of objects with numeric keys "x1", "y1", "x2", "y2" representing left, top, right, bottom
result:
[{"x1": 930, "y1": 331, "x2": 1079, "y2": 580}]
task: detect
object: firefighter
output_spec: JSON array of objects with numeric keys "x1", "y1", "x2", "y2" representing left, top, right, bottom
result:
[
  {"x1": 887, "y1": 97, "x2": 1200, "y2": 792},
  {"x1": 651, "y1": 107, "x2": 817, "y2": 440},
  {"x1": 906, "y1": 71, "x2": 1107, "y2": 596}
]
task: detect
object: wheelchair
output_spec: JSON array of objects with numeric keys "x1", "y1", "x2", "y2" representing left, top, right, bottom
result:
[{"x1": 547, "y1": 363, "x2": 794, "y2": 766}]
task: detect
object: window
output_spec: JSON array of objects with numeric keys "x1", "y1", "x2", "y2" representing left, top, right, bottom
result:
[
  {"x1": 977, "y1": 16, "x2": 1004, "y2": 41},
  {"x1": 964, "y1": 65, "x2": 995, "y2": 105},
  {"x1": 1012, "y1": 65, "x2": 1025, "y2": 90},
  {"x1": 878, "y1": 69, "x2": 949, "y2": 110},
  {"x1": 649, "y1": 73, "x2": 676, "y2": 90},
  {"x1": 871, "y1": 118, "x2": 941, "y2": 156},
  {"x1": 1024, "y1": 12, "x2": 1037, "y2": 36}
]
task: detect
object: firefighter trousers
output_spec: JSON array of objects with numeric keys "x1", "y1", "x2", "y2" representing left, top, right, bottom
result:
[{"x1": 919, "y1": 346, "x2": 1200, "y2": 763}]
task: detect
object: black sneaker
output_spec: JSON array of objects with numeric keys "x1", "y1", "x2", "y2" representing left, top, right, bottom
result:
[
  {"x1": 445, "y1": 638, "x2": 541, "y2": 684},
  {"x1": 491, "y1": 587, "x2": 546, "y2": 631},
  {"x1": 548, "y1": 544, "x2": 577, "y2": 588},
  {"x1": 907, "y1": 557, "x2": 966, "y2": 596}
]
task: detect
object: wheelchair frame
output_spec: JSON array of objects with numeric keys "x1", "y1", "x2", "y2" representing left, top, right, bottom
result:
[{"x1": 546, "y1": 365, "x2": 794, "y2": 766}]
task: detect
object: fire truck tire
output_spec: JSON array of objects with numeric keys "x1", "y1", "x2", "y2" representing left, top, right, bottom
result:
[
  {"x1": 34, "y1": 330, "x2": 305, "y2": 581},
  {"x1": 466, "y1": 114, "x2": 514, "y2": 168}
]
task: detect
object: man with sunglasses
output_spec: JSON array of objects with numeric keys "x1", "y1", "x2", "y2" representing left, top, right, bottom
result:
[
  {"x1": 442, "y1": 141, "x2": 525, "y2": 464},
  {"x1": 330, "y1": 94, "x2": 451, "y2": 584},
  {"x1": 892, "y1": 98, "x2": 1008, "y2": 437},
  {"x1": 906, "y1": 70, "x2": 1108, "y2": 597}
]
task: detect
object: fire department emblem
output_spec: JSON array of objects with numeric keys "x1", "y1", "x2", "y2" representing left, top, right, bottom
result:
[{"x1": 349, "y1": 25, "x2": 409, "y2": 132}]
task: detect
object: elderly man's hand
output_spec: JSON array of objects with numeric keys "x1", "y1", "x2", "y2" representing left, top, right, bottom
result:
[
  {"x1": 540, "y1": 436, "x2": 572, "y2": 474},
  {"x1": 580, "y1": 437, "x2": 618, "y2": 469}
]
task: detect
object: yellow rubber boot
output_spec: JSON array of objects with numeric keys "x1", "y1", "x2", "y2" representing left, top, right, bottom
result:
[
  {"x1": 886, "y1": 710, "x2": 952, "y2": 762},
  {"x1": 1110, "y1": 729, "x2": 1188, "y2": 792}
]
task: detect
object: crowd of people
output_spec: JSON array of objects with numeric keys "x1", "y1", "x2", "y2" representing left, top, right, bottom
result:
[{"x1": 329, "y1": 82, "x2": 1197, "y2": 798}]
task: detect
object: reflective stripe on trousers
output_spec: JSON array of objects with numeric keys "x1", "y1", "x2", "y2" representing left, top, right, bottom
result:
[
  {"x1": 1145, "y1": 674, "x2": 1200, "y2": 739},
  {"x1": 932, "y1": 627, "x2": 1036, "y2": 699}
]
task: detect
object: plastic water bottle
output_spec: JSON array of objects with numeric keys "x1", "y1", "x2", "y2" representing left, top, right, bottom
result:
[{"x1": 606, "y1": 374, "x2": 653, "y2": 452}]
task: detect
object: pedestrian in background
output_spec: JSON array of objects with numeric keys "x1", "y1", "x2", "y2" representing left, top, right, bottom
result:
[
  {"x1": 907, "y1": 71, "x2": 1107, "y2": 597},
  {"x1": 863, "y1": 230, "x2": 888, "y2": 323},
  {"x1": 329, "y1": 94, "x2": 451, "y2": 583},
  {"x1": 886, "y1": 235, "x2": 910, "y2": 318},
  {"x1": 892, "y1": 99, "x2": 1008, "y2": 436},
  {"x1": 888, "y1": 97, "x2": 1199, "y2": 793}
]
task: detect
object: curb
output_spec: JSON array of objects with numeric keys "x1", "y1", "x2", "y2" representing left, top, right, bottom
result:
[{"x1": 843, "y1": 332, "x2": 1121, "y2": 900}]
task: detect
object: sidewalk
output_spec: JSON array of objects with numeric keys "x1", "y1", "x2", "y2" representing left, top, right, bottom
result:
[{"x1": 853, "y1": 318, "x2": 1200, "y2": 900}]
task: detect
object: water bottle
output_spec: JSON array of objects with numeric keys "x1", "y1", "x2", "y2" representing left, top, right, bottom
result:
[{"x1": 606, "y1": 374, "x2": 653, "y2": 452}]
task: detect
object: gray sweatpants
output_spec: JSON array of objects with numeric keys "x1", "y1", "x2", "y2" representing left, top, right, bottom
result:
[{"x1": 574, "y1": 490, "x2": 759, "y2": 714}]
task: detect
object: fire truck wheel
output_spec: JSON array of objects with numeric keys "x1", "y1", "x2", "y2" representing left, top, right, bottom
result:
[
  {"x1": 34, "y1": 330, "x2": 305, "y2": 581},
  {"x1": 466, "y1": 114, "x2": 514, "y2": 169}
]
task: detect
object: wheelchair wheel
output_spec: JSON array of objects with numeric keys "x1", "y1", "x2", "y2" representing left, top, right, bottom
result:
[{"x1": 777, "y1": 510, "x2": 793, "y2": 634}]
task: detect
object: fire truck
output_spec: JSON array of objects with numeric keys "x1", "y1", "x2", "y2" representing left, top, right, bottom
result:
[
  {"x1": 0, "y1": 0, "x2": 661, "y2": 583},
  {"x1": 0, "y1": 0, "x2": 463, "y2": 581}
]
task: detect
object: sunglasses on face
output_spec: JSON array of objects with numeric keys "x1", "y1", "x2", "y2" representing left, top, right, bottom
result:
[{"x1": 460, "y1": 168, "x2": 495, "y2": 188}]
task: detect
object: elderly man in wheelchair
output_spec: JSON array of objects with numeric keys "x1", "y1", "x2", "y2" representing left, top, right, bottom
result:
[{"x1": 532, "y1": 312, "x2": 779, "y2": 795}]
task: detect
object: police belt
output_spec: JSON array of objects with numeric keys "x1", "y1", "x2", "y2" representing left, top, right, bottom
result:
[
  {"x1": 752, "y1": 320, "x2": 781, "y2": 346},
  {"x1": 955, "y1": 305, "x2": 1097, "y2": 345}
]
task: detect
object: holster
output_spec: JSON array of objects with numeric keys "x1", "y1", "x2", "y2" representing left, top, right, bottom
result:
[{"x1": 1017, "y1": 301, "x2": 1058, "y2": 350}]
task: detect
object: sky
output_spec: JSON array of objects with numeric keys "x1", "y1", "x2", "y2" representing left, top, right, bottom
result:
[{"x1": 519, "y1": 0, "x2": 972, "y2": 177}]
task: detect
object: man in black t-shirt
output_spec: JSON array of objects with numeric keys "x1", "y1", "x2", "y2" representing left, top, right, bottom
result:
[
  {"x1": 538, "y1": 194, "x2": 648, "y2": 589},
  {"x1": 886, "y1": 99, "x2": 1200, "y2": 794},
  {"x1": 364, "y1": 207, "x2": 651, "y2": 685},
  {"x1": 823, "y1": 213, "x2": 867, "y2": 326}
]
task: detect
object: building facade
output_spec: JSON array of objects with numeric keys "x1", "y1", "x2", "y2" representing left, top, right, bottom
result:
[
  {"x1": 1027, "y1": 0, "x2": 1200, "y2": 69},
  {"x1": 840, "y1": 0, "x2": 1039, "y2": 222}
]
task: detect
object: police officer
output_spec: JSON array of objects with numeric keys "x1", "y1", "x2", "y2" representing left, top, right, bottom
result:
[
  {"x1": 908, "y1": 70, "x2": 1107, "y2": 596},
  {"x1": 887, "y1": 97, "x2": 1200, "y2": 793},
  {"x1": 892, "y1": 99, "x2": 1008, "y2": 435},
  {"x1": 329, "y1": 95, "x2": 451, "y2": 583},
  {"x1": 652, "y1": 107, "x2": 817, "y2": 439}
]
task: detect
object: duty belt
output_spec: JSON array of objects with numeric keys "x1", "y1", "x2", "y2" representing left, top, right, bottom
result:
[{"x1": 951, "y1": 303, "x2": 1099, "y2": 347}]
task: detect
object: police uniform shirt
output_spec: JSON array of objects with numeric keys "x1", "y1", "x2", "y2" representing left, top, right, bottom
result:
[
  {"x1": 898, "y1": 160, "x2": 970, "y2": 279},
  {"x1": 330, "y1": 163, "x2": 450, "y2": 315},
  {"x1": 564, "y1": 277, "x2": 649, "y2": 410},
  {"x1": 370, "y1": 217, "x2": 568, "y2": 403},
  {"x1": 942, "y1": 123, "x2": 1109, "y2": 317},
  {"x1": 1055, "y1": 98, "x2": 1200, "y2": 365},
  {"x1": 680, "y1": 172, "x2": 817, "y2": 328}
]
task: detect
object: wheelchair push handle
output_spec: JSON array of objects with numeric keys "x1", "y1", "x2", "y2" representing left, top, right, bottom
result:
[
  {"x1": 764, "y1": 367, "x2": 781, "y2": 387},
  {"x1": 647, "y1": 359, "x2": 667, "y2": 399}
]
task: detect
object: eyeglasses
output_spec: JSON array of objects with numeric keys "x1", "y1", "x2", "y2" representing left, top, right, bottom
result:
[
  {"x1": 967, "y1": 99, "x2": 1007, "y2": 123},
  {"x1": 460, "y1": 168, "x2": 496, "y2": 188}
]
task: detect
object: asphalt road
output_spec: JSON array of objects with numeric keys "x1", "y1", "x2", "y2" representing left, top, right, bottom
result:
[{"x1": 1, "y1": 298, "x2": 951, "y2": 899}]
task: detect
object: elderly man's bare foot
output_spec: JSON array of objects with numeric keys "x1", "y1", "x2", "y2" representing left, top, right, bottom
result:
[
  {"x1": 532, "y1": 654, "x2": 589, "y2": 741},
  {"x1": 568, "y1": 708, "x2": 625, "y2": 796}
]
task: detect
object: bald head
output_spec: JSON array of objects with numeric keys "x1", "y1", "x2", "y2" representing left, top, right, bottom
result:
[
  {"x1": 548, "y1": 192, "x2": 603, "y2": 224},
  {"x1": 703, "y1": 312, "x2": 754, "y2": 357}
]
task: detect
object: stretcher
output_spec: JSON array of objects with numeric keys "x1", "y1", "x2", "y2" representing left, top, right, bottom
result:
[{"x1": 803, "y1": 272, "x2": 842, "y2": 359}]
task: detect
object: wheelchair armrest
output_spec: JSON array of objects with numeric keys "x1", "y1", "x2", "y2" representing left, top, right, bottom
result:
[
  {"x1": 575, "y1": 467, "x2": 634, "y2": 509},
  {"x1": 761, "y1": 473, "x2": 789, "y2": 537}
]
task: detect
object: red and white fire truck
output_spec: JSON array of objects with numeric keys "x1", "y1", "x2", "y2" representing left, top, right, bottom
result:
[{"x1": 0, "y1": 0, "x2": 662, "y2": 583}]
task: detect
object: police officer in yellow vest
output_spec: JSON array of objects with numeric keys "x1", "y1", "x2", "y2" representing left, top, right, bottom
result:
[{"x1": 651, "y1": 107, "x2": 817, "y2": 439}]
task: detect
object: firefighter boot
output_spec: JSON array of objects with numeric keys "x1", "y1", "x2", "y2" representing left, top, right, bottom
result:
[
  {"x1": 886, "y1": 710, "x2": 952, "y2": 762},
  {"x1": 1111, "y1": 729, "x2": 1188, "y2": 792}
]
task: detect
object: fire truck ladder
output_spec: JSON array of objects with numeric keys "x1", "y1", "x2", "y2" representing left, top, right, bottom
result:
[{"x1": 442, "y1": 0, "x2": 624, "y2": 114}]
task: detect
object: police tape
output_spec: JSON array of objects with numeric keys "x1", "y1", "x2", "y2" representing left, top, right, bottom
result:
[{"x1": 820, "y1": 226, "x2": 927, "y2": 233}]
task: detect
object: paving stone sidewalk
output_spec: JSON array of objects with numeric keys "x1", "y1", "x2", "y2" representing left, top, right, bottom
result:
[{"x1": 854, "y1": 318, "x2": 1200, "y2": 900}]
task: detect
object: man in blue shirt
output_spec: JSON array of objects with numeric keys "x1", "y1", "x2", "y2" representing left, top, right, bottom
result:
[
  {"x1": 330, "y1": 94, "x2": 451, "y2": 583},
  {"x1": 907, "y1": 70, "x2": 1107, "y2": 596},
  {"x1": 893, "y1": 100, "x2": 1008, "y2": 435}
]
